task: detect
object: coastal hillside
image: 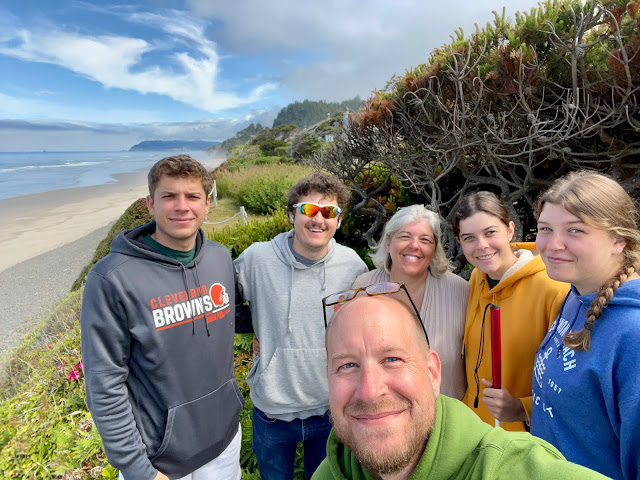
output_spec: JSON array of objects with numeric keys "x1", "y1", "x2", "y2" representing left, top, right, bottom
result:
[
  {"x1": 129, "y1": 140, "x2": 220, "y2": 151},
  {"x1": 272, "y1": 96, "x2": 362, "y2": 129},
  {"x1": 214, "y1": 97, "x2": 362, "y2": 152}
]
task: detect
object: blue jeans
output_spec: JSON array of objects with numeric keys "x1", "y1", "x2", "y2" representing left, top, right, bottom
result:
[{"x1": 252, "y1": 406, "x2": 332, "y2": 480}]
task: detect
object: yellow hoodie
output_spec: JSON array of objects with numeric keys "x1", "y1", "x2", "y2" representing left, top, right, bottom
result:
[{"x1": 461, "y1": 243, "x2": 569, "y2": 431}]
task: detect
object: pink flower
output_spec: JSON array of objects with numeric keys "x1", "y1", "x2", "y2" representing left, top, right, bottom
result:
[
  {"x1": 68, "y1": 366, "x2": 81, "y2": 381},
  {"x1": 47, "y1": 344, "x2": 52, "y2": 350},
  {"x1": 56, "y1": 364, "x2": 62, "y2": 371},
  {"x1": 76, "y1": 362, "x2": 83, "y2": 370}
]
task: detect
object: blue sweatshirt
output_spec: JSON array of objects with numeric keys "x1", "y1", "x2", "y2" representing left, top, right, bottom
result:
[{"x1": 531, "y1": 280, "x2": 640, "y2": 480}]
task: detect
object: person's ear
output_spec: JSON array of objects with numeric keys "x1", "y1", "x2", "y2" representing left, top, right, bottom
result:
[
  {"x1": 146, "y1": 195, "x2": 155, "y2": 217},
  {"x1": 613, "y1": 237, "x2": 627, "y2": 254},
  {"x1": 289, "y1": 214, "x2": 294, "y2": 223},
  {"x1": 426, "y1": 349, "x2": 442, "y2": 397},
  {"x1": 507, "y1": 221, "x2": 515, "y2": 242}
]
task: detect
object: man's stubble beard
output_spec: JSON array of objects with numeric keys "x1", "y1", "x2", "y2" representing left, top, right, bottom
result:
[{"x1": 330, "y1": 398, "x2": 436, "y2": 476}]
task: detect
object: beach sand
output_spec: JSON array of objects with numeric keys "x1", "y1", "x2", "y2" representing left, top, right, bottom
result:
[
  {"x1": 0, "y1": 170, "x2": 149, "y2": 272},
  {"x1": 0, "y1": 154, "x2": 225, "y2": 359},
  {"x1": 0, "y1": 170, "x2": 149, "y2": 361}
]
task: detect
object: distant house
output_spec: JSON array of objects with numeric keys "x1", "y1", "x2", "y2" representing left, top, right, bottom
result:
[{"x1": 320, "y1": 133, "x2": 334, "y2": 142}]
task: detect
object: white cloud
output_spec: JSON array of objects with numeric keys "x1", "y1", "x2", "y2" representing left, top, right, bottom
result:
[
  {"x1": 188, "y1": 0, "x2": 542, "y2": 101},
  {"x1": 0, "y1": 12, "x2": 277, "y2": 113}
]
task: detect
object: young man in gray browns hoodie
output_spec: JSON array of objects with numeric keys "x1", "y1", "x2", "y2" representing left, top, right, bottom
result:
[
  {"x1": 82, "y1": 155, "x2": 244, "y2": 480},
  {"x1": 234, "y1": 171, "x2": 368, "y2": 480}
]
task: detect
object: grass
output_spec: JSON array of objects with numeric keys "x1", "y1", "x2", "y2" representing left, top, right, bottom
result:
[{"x1": 201, "y1": 197, "x2": 260, "y2": 237}]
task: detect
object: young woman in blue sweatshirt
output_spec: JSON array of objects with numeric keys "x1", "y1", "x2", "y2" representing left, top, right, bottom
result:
[{"x1": 531, "y1": 171, "x2": 640, "y2": 480}]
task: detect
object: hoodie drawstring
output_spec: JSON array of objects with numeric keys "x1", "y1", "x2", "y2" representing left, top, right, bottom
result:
[
  {"x1": 321, "y1": 262, "x2": 327, "y2": 292},
  {"x1": 193, "y1": 261, "x2": 210, "y2": 336},
  {"x1": 473, "y1": 302, "x2": 494, "y2": 408},
  {"x1": 179, "y1": 261, "x2": 210, "y2": 337},
  {"x1": 287, "y1": 265, "x2": 294, "y2": 333},
  {"x1": 177, "y1": 264, "x2": 197, "y2": 336}
]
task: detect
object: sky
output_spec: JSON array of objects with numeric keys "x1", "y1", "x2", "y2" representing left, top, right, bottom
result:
[{"x1": 0, "y1": 0, "x2": 542, "y2": 152}]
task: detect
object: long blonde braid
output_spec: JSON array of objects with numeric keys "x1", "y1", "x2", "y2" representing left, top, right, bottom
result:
[{"x1": 564, "y1": 264, "x2": 636, "y2": 351}]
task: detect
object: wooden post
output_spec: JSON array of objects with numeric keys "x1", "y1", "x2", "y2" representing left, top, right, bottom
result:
[
  {"x1": 210, "y1": 180, "x2": 218, "y2": 208},
  {"x1": 240, "y1": 206, "x2": 247, "y2": 226}
]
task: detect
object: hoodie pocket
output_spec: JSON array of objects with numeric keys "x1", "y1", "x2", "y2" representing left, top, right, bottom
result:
[
  {"x1": 149, "y1": 378, "x2": 244, "y2": 477},
  {"x1": 249, "y1": 347, "x2": 329, "y2": 409}
]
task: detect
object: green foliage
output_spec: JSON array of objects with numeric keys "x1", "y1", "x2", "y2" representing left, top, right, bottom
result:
[
  {"x1": 215, "y1": 145, "x2": 267, "y2": 176},
  {"x1": 216, "y1": 164, "x2": 313, "y2": 216},
  {"x1": 210, "y1": 210, "x2": 292, "y2": 259},
  {"x1": 258, "y1": 137, "x2": 288, "y2": 156},
  {"x1": 232, "y1": 337, "x2": 259, "y2": 477},
  {"x1": 250, "y1": 125, "x2": 297, "y2": 156},
  {"x1": 71, "y1": 197, "x2": 152, "y2": 291},
  {"x1": 272, "y1": 97, "x2": 363, "y2": 129},
  {"x1": 357, "y1": 165, "x2": 414, "y2": 213},
  {"x1": 0, "y1": 291, "x2": 114, "y2": 479},
  {"x1": 337, "y1": 164, "x2": 416, "y2": 254},
  {"x1": 290, "y1": 132, "x2": 323, "y2": 159},
  {"x1": 211, "y1": 123, "x2": 269, "y2": 153},
  {"x1": 326, "y1": 0, "x2": 640, "y2": 255}
]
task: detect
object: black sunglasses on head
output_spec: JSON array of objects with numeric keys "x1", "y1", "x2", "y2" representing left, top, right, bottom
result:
[{"x1": 321, "y1": 281, "x2": 430, "y2": 347}]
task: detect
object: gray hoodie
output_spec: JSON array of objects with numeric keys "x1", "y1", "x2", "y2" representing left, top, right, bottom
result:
[
  {"x1": 81, "y1": 222, "x2": 243, "y2": 480},
  {"x1": 235, "y1": 230, "x2": 368, "y2": 419}
]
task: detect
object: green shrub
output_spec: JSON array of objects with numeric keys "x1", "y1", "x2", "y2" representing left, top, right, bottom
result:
[
  {"x1": 290, "y1": 132, "x2": 322, "y2": 159},
  {"x1": 210, "y1": 210, "x2": 291, "y2": 259},
  {"x1": 232, "y1": 337, "x2": 259, "y2": 477},
  {"x1": 71, "y1": 197, "x2": 152, "y2": 291},
  {"x1": 232, "y1": 164, "x2": 313, "y2": 215},
  {"x1": 223, "y1": 145, "x2": 263, "y2": 172},
  {"x1": 258, "y1": 138, "x2": 288, "y2": 156},
  {"x1": 215, "y1": 158, "x2": 303, "y2": 203}
]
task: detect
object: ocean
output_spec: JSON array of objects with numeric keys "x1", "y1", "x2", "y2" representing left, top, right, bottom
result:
[{"x1": 0, "y1": 150, "x2": 221, "y2": 201}]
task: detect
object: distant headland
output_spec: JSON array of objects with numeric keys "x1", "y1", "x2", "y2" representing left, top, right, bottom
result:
[{"x1": 128, "y1": 140, "x2": 220, "y2": 152}]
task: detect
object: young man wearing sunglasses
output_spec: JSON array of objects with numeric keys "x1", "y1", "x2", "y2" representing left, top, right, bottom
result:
[
  {"x1": 234, "y1": 171, "x2": 368, "y2": 479},
  {"x1": 312, "y1": 294, "x2": 608, "y2": 480}
]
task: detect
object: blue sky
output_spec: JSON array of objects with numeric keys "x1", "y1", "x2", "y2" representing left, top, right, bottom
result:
[{"x1": 0, "y1": 0, "x2": 541, "y2": 152}]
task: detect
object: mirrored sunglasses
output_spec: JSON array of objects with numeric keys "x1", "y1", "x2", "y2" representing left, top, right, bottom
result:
[
  {"x1": 292, "y1": 202, "x2": 341, "y2": 219},
  {"x1": 321, "y1": 281, "x2": 430, "y2": 347}
]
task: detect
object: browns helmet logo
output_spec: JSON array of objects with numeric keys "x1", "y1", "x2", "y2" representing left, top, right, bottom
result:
[{"x1": 209, "y1": 283, "x2": 229, "y2": 307}]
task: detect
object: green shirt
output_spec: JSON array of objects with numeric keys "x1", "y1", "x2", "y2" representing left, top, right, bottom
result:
[
  {"x1": 143, "y1": 234, "x2": 196, "y2": 265},
  {"x1": 312, "y1": 395, "x2": 609, "y2": 480}
]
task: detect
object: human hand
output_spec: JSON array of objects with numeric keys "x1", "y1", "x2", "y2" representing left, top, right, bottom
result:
[
  {"x1": 253, "y1": 335, "x2": 260, "y2": 357},
  {"x1": 154, "y1": 472, "x2": 170, "y2": 480},
  {"x1": 480, "y1": 378, "x2": 526, "y2": 423}
]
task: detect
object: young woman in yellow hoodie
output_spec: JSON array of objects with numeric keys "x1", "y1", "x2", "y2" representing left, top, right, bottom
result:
[{"x1": 450, "y1": 192, "x2": 569, "y2": 431}]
